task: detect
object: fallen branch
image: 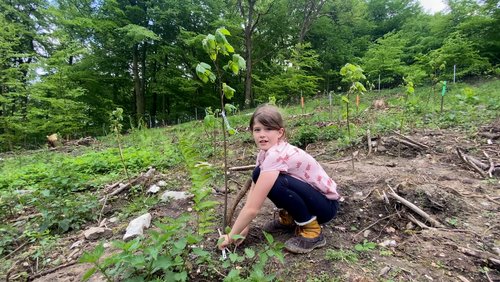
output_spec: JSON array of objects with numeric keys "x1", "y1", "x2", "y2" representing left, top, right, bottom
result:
[
  {"x1": 228, "y1": 165, "x2": 255, "y2": 172},
  {"x1": 27, "y1": 261, "x2": 78, "y2": 281},
  {"x1": 407, "y1": 214, "x2": 430, "y2": 229},
  {"x1": 483, "y1": 151, "x2": 495, "y2": 178},
  {"x1": 226, "y1": 178, "x2": 252, "y2": 227},
  {"x1": 2, "y1": 241, "x2": 29, "y2": 260},
  {"x1": 456, "y1": 148, "x2": 488, "y2": 178},
  {"x1": 392, "y1": 131, "x2": 429, "y2": 150},
  {"x1": 391, "y1": 137, "x2": 426, "y2": 151},
  {"x1": 100, "y1": 167, "x2": 156, "y2": 201},
  {"x1": 387, "y1": 184, "x2": 445, "y2": 228},
  {"x1": 458, "y1": 246, "x2": 500, "y2": 270}
]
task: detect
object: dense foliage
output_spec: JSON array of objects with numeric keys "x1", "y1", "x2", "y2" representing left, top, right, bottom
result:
[{"x1": 0, "y1": 0, "x2": 498, "y2": 150}]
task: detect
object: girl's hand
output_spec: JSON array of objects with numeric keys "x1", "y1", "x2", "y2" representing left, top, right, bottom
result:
[{"x1": 218, "y1": 234, "x2": 231, "y2": 250}]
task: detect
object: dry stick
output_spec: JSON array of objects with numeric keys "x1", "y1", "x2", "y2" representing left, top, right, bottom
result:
[
  {"x1": 392, "y1": 130, "x2": 429, "y2": 149},
  {"x1": 100, "y1": 167, "x2": 156, "y2": 201},
  {"x1": 456, "y1": 148, "x2": 488, "y2": 178},
  {"x1": 367, "y1": 129, "x2": 372, "y2": 156},
  {"x1": 391, "y1": 137, "x2": 425, "y2": 151},
  {"x1": 486, "y1": 271, "x2": 494, "y2": 282},
  {"x1": 27, "y1": 261, "x2": 78, "y2": 281},
  {"x1": 483, "y1": 151, "x2": 495, "y2": 178},
  {"x1": 386, "y1": 184, "x2": 445, "y2": 228},
  {"x1": 2, "y1": 241, "x2": 28, "y2": 260},
  {"x1": 351, "y1": 214, "x2": 396, "y2": 241},
  {"x1": 407, "y1": 214, "x2": 430, "y2": 229},
  {"x1": 228, "y1": 165, "x2": 255, "y2": 172},
  {"x1": 458, "y1": 247, "x2": 500, "y2": 270},
  {"x1": 226, "y1": 178, "x2": 252, "y2": 226}
]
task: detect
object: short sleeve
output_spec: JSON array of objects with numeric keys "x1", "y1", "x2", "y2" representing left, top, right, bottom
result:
[{"x1": 260, "y1": 149, "x2": 288, "y2": 172}]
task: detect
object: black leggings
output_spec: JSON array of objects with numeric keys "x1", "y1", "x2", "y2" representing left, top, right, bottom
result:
[{"x1": 252, "y1": 167, "x2": 339, "y2": 224}]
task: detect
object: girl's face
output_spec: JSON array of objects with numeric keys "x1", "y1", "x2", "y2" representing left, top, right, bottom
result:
[{"x1": 252, "y1": 121, "x2": 284, "y2": 151}]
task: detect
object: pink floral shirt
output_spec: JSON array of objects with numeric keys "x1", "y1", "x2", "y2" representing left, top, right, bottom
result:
[{"x1": 256, "y1": 141, "x2": 339, "y2": 200}]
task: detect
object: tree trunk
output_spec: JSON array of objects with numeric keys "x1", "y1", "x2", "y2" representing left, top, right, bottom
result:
[
  {"x1": 133, "y1": 44, "x2": 144, "y2": 123},
  {"x1": 298, "y1": 0, "x2": 326, "y2": 44},
  {"x1": 244, "y1": 24, "x2": 253, "y2": 108}
]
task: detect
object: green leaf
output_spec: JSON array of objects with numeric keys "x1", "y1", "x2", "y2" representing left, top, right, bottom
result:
[
  {"x1": 79, "y1": 244, "x2": 104, "y2": 263},
  {"x1": 341, "y1": 96, "x2": 350, "y2": 103},
  {"x1": 152, "y1": 256, "x2": 173, "y2": 272},
  {"x1": 223, "y1": 83, "x2": 235, "y2": 100},
  {"x1": 244, "y1": 248, "x2": 255, "y2": 259},
  {"x1": 230, "y1": 234, "x2": 245, "y2": 241},
  {"x1": 174, "y1": 238, "x2": 187, "y2": 250},
  {"x1": 233, "y1": 54, "x2": 246, "y2": 70},
  {"x1": 262, "y1": 231, "x2": 274, "y2": 244},
  {"x1": 81, "y1": 267, "x2": 97, "y2": 281},
  {"x1": 217, "y1": 27, "x2": 231, "y2": 36}
]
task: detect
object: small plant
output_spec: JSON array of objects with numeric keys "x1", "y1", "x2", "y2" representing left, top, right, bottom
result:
[
  {"x1": 221, "y1": 231, "x2": 284, "y2": 281},
  {"x1": 354, "y1": 240, "x2": 377, "y2": 252},
  {"x1": 110, "y1": 108, "x2": 131, "y2": 183},
  {"x1": 291, "y1": 126, "x2": 320, "y2": 149},
  {"x1": 325, "y1": 248, "x2": 358, "y2": 263},
  {"x1": 446, "y1": 217, "x2": 458, "y2": 227}
]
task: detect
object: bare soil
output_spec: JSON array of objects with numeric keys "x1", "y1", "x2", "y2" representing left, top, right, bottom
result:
[{"x1": 8, "y1": 120, "x2": 499, "y2": 282}]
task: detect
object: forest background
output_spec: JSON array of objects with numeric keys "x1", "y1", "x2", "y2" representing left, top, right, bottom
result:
[{"x1": 0, "y1": 0, "x2": 499, "y2": 151}]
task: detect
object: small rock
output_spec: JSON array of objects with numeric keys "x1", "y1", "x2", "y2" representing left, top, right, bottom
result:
[
  {"x1": 406, "y1": 222, "x2": 415, "y2": 230},
  {"x1": 363, "y1": 230, "x2": 372, "y2": 238},
  {"x1": 147, "y1": 184, "x2": 161, "y2": 194},
  {"x1": 123, "y1": 213, "x2": 152, "y2": 241},
  {"x1": 379, "y1": 239, "x2": 397, "y2": 248},
  {"x1": 385, "y1": 227, "x2": 396, "y2": 233},
  {"x1": 157, "y1": 180, "x2": 167, "y2": 187},
  {"x1": 109, "y1": 217, "x2": 119, "y2": 223},
  {"x1": 493, "y1": 247, "x2": 500, "y2": 256},
  {"x1": 379, "y1": 266, "x2": 391, "y2": 276},
  {"x1": 160, "y1": 191, "x2": 193, "y2": 202},
  {"x1": 187, "y1": 207, "x2": 193, "y2": 212},
  {"x1": 83, "y1": 227, "x2": 112, "y2": 240}
]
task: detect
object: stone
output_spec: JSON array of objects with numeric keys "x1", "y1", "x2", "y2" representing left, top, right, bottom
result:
[
  {"x1": 123, "y1": 213, "x2": 152, "y2": 241},
  {"x1": 147, "y1": 184, "x2": 160, "y2": 193},
  {"x1": 83, "y1": 227, "x2": 112, "y2": 240},
  {"x1": 160, "y1": 191, "x2": 193, "y2": 202}
]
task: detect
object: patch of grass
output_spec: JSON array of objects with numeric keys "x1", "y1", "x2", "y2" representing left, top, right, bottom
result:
[{"x1": 325, "y1": 248, "x2": 359, "y2": 263}]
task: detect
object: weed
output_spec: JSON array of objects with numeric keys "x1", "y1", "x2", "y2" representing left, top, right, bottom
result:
[
  {"x1": 325, "y1": 248, "x2": 359, "y2": 263},
  {"x1": 354, "y1": 240, "x2": 377, "y2": 252}
]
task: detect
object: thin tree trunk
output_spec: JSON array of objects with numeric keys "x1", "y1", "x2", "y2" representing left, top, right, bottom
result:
[
  {"x1": 298, "y1": 0, "x2": 327, "y2": 44},
  {"x1": 133, "y1": 44, "x2": 144, "y2": 123}
]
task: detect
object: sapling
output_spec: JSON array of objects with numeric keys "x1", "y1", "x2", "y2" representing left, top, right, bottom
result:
[
  {"x1": 196, "y1": 27, "x2": 246, "y2": 228},
  {"x1": 340, "y1": 63, "x2": 366, "y2": 169},
  {"x1": 110, "y1": 108, "x2": 131, "y2": 182},
  {"x1": 339, "y1": 63, "x2": 366, "y2": 138}
]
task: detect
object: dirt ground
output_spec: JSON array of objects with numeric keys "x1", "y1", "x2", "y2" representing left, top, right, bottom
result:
[{"x1": 13, "y1": 120, "x2": 500, "y2": 282}]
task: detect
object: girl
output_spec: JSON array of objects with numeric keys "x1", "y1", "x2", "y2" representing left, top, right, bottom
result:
[{"x1": 218, "y1": 105, "x2": 340, "y2": 254}]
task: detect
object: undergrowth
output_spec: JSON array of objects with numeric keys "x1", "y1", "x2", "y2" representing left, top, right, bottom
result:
[{"x1": 0, "y1": 78, "x2": 499, "y2": 280}]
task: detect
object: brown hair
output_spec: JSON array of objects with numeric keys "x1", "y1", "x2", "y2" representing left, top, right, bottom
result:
[{"x1": 249, "y1": 104, "x2": 286, "y2": 137}]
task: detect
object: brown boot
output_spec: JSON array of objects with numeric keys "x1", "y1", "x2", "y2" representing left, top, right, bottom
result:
[
  {"x1": 262, "y1": 209, "x2": 296, "y2": 234},
  {"x1": 285, "y1": 219, "x2": 326, "y2": 254}
]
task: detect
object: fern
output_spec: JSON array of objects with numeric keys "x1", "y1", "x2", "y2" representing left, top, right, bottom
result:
[{"x1": 177, "y1": 134, "x2": 217, "y2": 235}]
